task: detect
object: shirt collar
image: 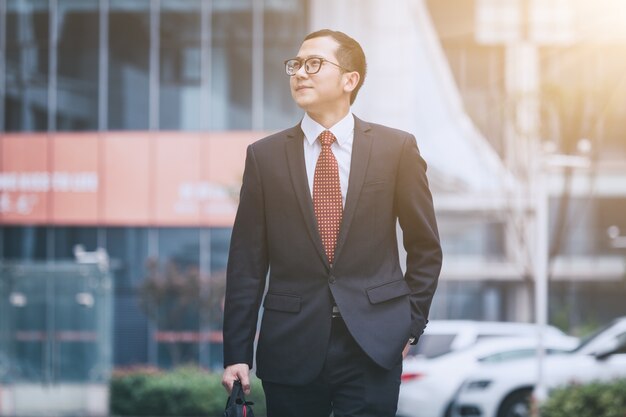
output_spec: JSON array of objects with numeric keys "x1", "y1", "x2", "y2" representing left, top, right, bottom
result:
[{"x1": 301, "y1": 111, "x2": 354, "y2": 147}]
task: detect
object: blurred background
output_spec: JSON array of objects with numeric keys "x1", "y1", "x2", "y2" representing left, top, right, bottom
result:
[{"x1": 0, "y1": 0, "x2": 625, "y2": 415}]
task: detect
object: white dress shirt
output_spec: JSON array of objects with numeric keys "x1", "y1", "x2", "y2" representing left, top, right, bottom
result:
[{"x1": 301, "y1": 112, "x2": 354, "y2": 207}]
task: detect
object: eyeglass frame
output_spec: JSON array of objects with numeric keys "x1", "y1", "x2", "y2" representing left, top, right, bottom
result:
[{"x1": 284, "y1": 56, "x2": 353, "y2": 76}]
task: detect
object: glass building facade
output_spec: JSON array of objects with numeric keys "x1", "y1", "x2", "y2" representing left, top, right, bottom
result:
[
  {"x1": 3, "y1": 0, "x2": 626, "y2": 378},
  {"x1": 0, "y1": 0, "x2": 308, "y2": 370},
  {"x1": 2, "y1": 0, "x2": 306, "y2": 132},
  {"x1": 426, "y1": 0, "x2": 626, "y2": 329}
]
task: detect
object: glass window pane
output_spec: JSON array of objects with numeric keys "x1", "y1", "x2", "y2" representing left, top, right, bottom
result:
[
  {"x1": 108, "y1": 0, "x2": 150, "y2": 130},
  {"x1": 56, "y1": 0, "x2": 99, "y2": 131},
  {"x1": 159, "y1": 0, "x2": 202, "y2": 131},
  {"x1": 262, "y1": 2, "x2": 308, "y2": 129},
  {"x1": 1, "y1": 262, "x2": 111, "y2": 383},
  {"x1": 52, "y1": 226, "x2": 98, "y2": 259},
  {"x1": 146, "y1": 228, "x2": 200, "y2": 368},
  {"x1": 106, "y1": 227, "x2": 150, "y2": 366},
  {"x1": 5, "y1": 0, "x2": 50, "y2": 132},
  {"x1": 53, "y1": 270, "x2": 99, "y2": 381},
  {"x1": 2, "y1": 226, "x2": 48, "y2": 261},
  {"x1": 209, "y1": 227, "x2": 231, "y2": 273},
  {"x1": 106, "y1": 227, "x2": 149, "y2": 289},
  {"x1": 7, "y1": 271, "x2": 48, "y2": 381},
  {"x1": 114, "y1": 293, "x2": 149, "y2": 366},
  {"x1": 211, "y1": 1, "x2": 252, "y2": 130}
]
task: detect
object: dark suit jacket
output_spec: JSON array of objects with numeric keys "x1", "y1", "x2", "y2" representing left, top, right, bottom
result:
[{"x1": 223, "y1": 115, "x2": 442, "y2": 385}]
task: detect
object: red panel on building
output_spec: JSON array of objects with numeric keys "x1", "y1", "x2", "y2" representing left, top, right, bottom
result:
[
  {"x1": 0, "y1": 134, "x2": 51, "y2": 224},
  {"x1": 0, "y1": 131, "x2": 267, "y2": 226},
  {"x1": 52, "y1": 133, "x2": 100, "y2": 224},
  {"x1": 102, "y1": 132, "x2": 153, "y2": 225},
  {"x1": 154, "y1": 133, "x2": 204, "y2": 225}
]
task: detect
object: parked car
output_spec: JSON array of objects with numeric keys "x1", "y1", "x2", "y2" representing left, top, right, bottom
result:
[
  {"x1": 408, "y1": 320, "x2": 578, "y2": 359},
  {"x1": 452, "y1": 316, "x2": 626, "y2": 417},
  {"x1": 396, "y1": 336, "x2": 578, "y2": 417}
]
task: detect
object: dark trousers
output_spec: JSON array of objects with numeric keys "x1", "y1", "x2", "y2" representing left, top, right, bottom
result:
[{"x1": 261, "y1": 317, "x2": 403, "y2": 417}]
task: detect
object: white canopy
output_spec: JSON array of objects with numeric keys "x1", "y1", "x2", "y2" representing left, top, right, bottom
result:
[{"x1": 311, "y1": 0, "x2": 515, "y2": 202}]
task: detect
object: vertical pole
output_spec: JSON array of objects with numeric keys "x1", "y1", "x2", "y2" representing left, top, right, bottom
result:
[
  {"x1": 147, "y1": 228, "x2": 158, "y2": 365},
  {"x1": 149, "y1": 0, "x2": 160, "y2": 132},
  {"x1": 48, "y1": 0, "x2": 57, "y2": 132},
  {"x1": 0, "y1": 0, "x2": 5, "y2": 255},
  {"x1": 199, "y1": 228, "x2": 211, "y2": 367},
  {"x1": 533, "y1": 157, "x2": 548, "y2": 408},
  {"x1": 251, "y1": 0, "x2": 263, "y2": 130},
  {"x1": 98, "y1": 0, "x2": 109, "y2": 132},
  {"x1": 200, "y1": 0, "x2": 212, "y2": 130},
  {"x1": 98, "y1": 0, "x2": 109, "y2": 244},
  {"x1": 18, "y1": 0, "x2": 32, "y2": 129},
  {"x1": 47, "y1": 0, "x2": 59, "y2": 383},
  {"x1": 199, "y1": 0, "x2": 212, "y2": 367},
  {"x1": 0, "y1": 0, "x2": 6, "y2": 132}
]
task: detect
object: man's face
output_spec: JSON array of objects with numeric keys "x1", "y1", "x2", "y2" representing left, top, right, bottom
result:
[{"x1": 289, "y1": 36, "x2": 349, "y2": 113}]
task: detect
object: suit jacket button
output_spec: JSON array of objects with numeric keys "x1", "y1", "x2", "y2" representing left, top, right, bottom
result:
[{"x1": 328, "y1": 276, "x2": 336, "y2": 284}]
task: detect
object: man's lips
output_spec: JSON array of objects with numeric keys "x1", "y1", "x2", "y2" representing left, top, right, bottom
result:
[{"x1": 295, "y1": 85, "x2": 312, "y2": 91}]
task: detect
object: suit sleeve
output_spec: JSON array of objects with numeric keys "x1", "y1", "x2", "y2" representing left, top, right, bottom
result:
[
  {"x1": 394, "y1": 134, "x2": 443, "y2": 340},
  {"x1": 222, "y1": 145, "x2": 269, "y2": 368}
]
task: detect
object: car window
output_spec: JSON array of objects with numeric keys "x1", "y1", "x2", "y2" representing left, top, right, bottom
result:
[
  {"x1": 479, "y1": 348, "x2": 570, "y2": 363},
  {"x1": 479, "y1": 349, "x2": 535, "y2": 363},
  {"x1": 409, "y1": 334, "x2": 456, "y2": 358},
  {"x1": 476, "y1": 334, "x2": 518, "y2": 341},
  {"x1": 612, "y1": 332, "x2": 626, "y2": 354},
  {"x1": 572, "y1": 321, "x2": 614, "y2": 353}
]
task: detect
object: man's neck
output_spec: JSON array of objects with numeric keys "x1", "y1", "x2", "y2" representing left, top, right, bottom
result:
[{"x1": 306, "y1": 106, "x2": 351, "y2": 129}]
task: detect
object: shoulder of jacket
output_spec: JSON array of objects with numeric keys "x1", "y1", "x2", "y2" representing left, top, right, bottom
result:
[
  {"x1": 250, "y1": 125, "x2": 300, "y2": 150},
  {"x1": 356, "y1": 118, "x2": 413, "y2": 141}
]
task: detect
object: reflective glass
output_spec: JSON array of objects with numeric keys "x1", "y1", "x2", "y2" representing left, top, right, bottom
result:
[
  {"x1": 151, "y1": 228, "x2": 201, "y2": 368},
  {"x1": 440, "y1": 220, "x2": 505, "y2": 257},
  {"x1": 0, "y1": 261, "x2": 112, "y2": 383},
  {"x1": 105, "y1": 227, "x2": 148, "y2": 366},
  {"x1": 5, "y1": 269, "x2": 47, "y2": 381},
  {"x1": 52, "y1": 226, "x2": 98, "y2": 259},
  {"x1": 56, "y1": 0, "x2": 99, "y2": 131},
  {"x1": 210, "y1": 0, "x2": 253, "y2": 129},
  {"x1": 52, "y1": 269, "x2": 99, "y2": 381},
  {"x1": 108, "y1": 0, "x2": 150, "y2": 130},
  {"x1": 5, "y1": 0, "x2": 50, "y2": 132},
  {"x1": 159, "y1": 0, "x2": 202, "y2": 130},
  {"x1": 2, "y1": 226, "x2": 48, "y2": 261},
  {"x1": 106, "y1": 227, "x2": 149, "y2": 290},
  {"x1": 263, "y1": 3, "x2": 307, "y2": 129},
  {"x1": 106, "y1": 227, "x2": 150, "y2": 366}
]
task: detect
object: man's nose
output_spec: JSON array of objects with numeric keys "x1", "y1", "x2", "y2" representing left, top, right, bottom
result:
[{"x1": 294, "y1": 65, "x2": 308, "y2": 78}]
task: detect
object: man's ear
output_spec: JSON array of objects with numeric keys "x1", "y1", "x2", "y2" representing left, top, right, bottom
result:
[{"x1": 343, "y1": 71, "x2": 360, "y2": 94}]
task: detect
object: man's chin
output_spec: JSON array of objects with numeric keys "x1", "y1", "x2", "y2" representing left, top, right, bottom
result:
[{"x1": 294, "y1": 99, "x2": 315, "y2": 112}]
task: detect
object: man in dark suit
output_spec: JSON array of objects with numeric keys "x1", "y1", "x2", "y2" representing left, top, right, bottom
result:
[{"x1": 221, "y1": 29, "x2": 442, "y2": 417}]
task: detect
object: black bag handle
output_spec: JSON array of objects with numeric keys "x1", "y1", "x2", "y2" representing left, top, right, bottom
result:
[{"x1": 224, "y1": 380, "x2": 255, "y2": 417}]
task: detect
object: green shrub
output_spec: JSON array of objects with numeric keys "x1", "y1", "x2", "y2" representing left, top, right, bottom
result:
[
  {"x1": 541, "y1": 379, "x2": 626, "y2": 417},
  {"x1": 110, "y1": 366, "x2": 266, "y2": 416}
]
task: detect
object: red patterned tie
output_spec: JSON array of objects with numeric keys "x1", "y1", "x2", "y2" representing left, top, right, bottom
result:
[{"x1": 313, "y1": 130, "x2": 343, "y2": 265}]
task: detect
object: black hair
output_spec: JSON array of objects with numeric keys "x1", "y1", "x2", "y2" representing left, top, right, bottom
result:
[{"x1": 304, "y1": 29, "x2": 367, "y2": 105}]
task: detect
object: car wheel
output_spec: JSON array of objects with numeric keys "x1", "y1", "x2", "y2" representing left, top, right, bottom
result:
[{"x1": 497, "y1": 389, "x2": 532, "y2": 417}]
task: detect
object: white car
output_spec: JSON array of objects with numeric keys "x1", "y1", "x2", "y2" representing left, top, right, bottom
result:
[
  {"x1": 396, "y1": 336, "x2": 578, "y2": 417},
  {"x1": 452, "y1": 316, "x2": 626, "y2": 417},
  {"x1": 407, "y1": 320, "x2": 578, "y2": 359}
]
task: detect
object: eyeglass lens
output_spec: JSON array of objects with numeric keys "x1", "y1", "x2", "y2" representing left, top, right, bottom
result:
[
  {"x1": 304, "y1": 58, "x2": 322, "y2": 73},
  {"x1": 286, "y1": 58, "x2": 322, "y2": 75}
]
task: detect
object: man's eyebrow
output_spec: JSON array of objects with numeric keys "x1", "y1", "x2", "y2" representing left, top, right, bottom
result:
[{"x1": 295, "y1": 54, "x2": 324, "y2": 60}]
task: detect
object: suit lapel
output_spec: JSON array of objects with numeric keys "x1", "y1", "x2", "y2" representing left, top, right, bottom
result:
[
  {"x1": 333, "y1": 117, "x2": 373, "y2": 266},
  {"x1": 285, "y1": 125, "x2": 330, "y2": 268}
]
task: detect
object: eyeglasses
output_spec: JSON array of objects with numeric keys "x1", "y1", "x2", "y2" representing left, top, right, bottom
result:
[{"x1": 284, "y1": 57, "x2": 352, "y2": 76}]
